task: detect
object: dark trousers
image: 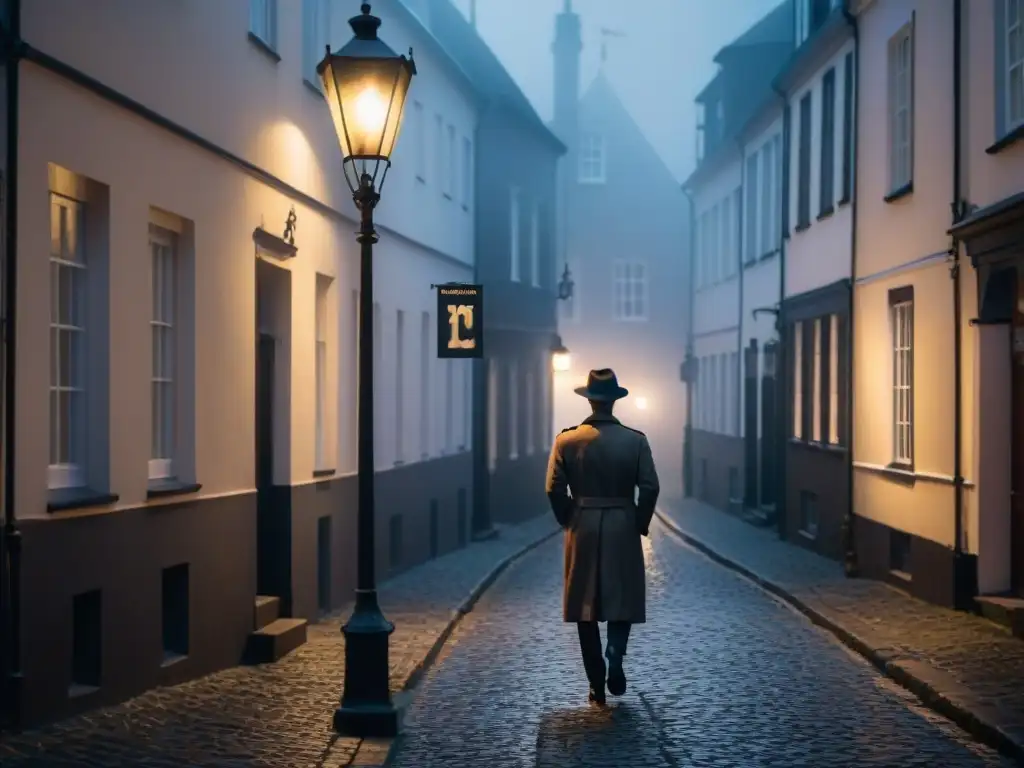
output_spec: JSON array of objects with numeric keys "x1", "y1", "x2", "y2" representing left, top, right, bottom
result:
[{"x1": 576, "y1": 621, "x2": 631, "y2": 685}]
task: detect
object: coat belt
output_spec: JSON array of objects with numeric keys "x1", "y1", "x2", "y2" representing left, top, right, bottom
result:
[{"x1": 574, "y1": 496, "x2": 634, "y2": 509}]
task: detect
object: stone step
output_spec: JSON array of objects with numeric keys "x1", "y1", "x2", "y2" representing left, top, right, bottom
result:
[
  {"x1": 254, "y1": 595, "x2": 281, "y2": 630},
  {"x1": 976, "y1": 594, "x2": 1024, "y2": 638},
  {"x1": 244, "y1": 618, "x2": 308, "y2": 664}
]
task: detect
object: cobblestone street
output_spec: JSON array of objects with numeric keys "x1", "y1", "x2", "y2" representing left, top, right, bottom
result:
[
  {"x1": 0, "y1": 516, "x2": 558, "y2": 768},
  {"x1": 391, "y1": 518, "x2": 1015, "y2": 767}
]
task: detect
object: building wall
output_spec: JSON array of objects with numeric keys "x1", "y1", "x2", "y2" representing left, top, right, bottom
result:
[
  {"x1": 13, "y1": 0, "x2": 479, "y2": 725},
  {"x1": 852, "y1": 0, "x2": 962, "y2": 555}
]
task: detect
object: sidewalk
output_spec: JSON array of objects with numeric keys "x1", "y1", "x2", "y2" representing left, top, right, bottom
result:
[
  {"x1": 656, "y1": 498, "x2": 1024, "y2": 762},
  {"x1": 0, "y1": 514, "x2": 560, "y2": 768}
]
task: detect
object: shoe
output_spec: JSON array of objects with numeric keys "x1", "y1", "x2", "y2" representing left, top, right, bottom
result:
[
  {"x1": 589, "y1": 685, "x2": 607, "y2": 705},
  {"x1": 606, "y1": 650, "x2": 626, "y2": 696}
]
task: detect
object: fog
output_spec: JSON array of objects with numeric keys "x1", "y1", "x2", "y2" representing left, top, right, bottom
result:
[{"x1": 453, "y1": 0, "x2": 784, "y2": 181}]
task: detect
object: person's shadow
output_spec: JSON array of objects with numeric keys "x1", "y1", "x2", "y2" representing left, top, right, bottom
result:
[{"x1": 534, "y1": 702, "x2": 666, "y2": 767}]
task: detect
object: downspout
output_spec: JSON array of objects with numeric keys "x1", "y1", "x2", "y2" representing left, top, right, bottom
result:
[
  {"x1": 771, "y1": 80, "x2": 790, "y2": 539},
  {"x1": 950, "y1": 0, "x2": 969, "y2": 607},
  {"x1": 842, "y1": 7, "x2": 860, "y2": 577},
  {"x1": 735, "y1": 139, "x2": 744, "y2": 487},
  {"x1": 0, "y1": 0, "x2": 22, "y2": 729},
  {"x1": 682, "y1": 186, "x2": 696, "y2": 497}
]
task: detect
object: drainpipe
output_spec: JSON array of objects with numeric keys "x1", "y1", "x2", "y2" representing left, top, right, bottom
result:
[
  {"x1": 0, "y1": 0, "x2": 22, "y2": 729},
  {"x1": 950, "y1": 0, "x2": 970, "y2": 608},
  {"x1": 735, "y1": 139, "x2": 744, "y2": 501},
  {"x1": 682, "y1": 187, "x2": 696, "y2": 497},
  {"x1": 771, "y1": 80, "x2": 790, "y2": 539},
  {"x1": 842, "y1": 7, "x2": 860, "y2": 577}
]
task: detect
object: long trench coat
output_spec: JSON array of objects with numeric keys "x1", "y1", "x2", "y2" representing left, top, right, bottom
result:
[{"x1": 545, "y1": 412, "x2": 660, "y2": 623}]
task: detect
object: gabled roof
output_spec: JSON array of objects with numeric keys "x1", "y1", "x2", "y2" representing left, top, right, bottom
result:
[
  {"x1": 425, "y1": 0, "x2": 565, "y2": 153},
  {"x1": 713, "y1": 0, "x2": 793, "y2": 64}
]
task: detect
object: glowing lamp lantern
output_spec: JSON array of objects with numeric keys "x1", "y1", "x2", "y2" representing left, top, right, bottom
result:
[
  {"x1": 317, "y1": 3, "x2": 417, "y2": 195},
  {"x1": 551, "y1": 337, "x2": 572, "y2": 372}
]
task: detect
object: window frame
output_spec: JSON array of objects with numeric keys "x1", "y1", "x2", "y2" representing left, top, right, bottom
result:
[
  {"x1": 840, "y1": 52, "x2": 854, "y2": 202},
  {"x1": 249, "y1": 0, "x2": 278, "y2": 51},
  {"x1": 446, "y1": 123, "x2": 457, "y2": 199},
  {"x1": 461, "y1": 136, "x2": 472, "y2": 208},
  {"x1": 792, "y1": 321, "x2": 803, "y2": 440},
  {"x1": 997, "y1": 0, "x2": 1024, "y2": 138},
  {"x1": 49, "y1": 193, "x2": 88, "y2": 491},
  {"x1": 530, "y1": 203, "x2": 541, "y2": 287},
  {"x1": 819, "y1": 67, "x2": 836, "y2": 216},
  {"x1": 797, "y1": 91, "x2": 812, "y2": 229},
  {"x1": 745, "y1": 152, "x2": 759, "y2": 264},
  {"x1": 149, "y1": 225, "x2": 178, "y2": 481},
  {"x1": 612, "y1": 260, "x2": 649, "y2": 322},
  {"x1": 890, "y1": 287, "x2": 914, "y2": 467},
  {"x1": 412, "y1": 101, "x2": 426, "y2": 183},
  {"x1": 887, "y1": 20, "x2": 915, "y2": 193},
  {"x1": 302, "y1": 0, "x2": 329, "y2": 89},
  {"x1": 509, "y1": 187, "x2": 521, "y2": 282},
  {"x1": 578, "y1": 134, "x2": 606, "y2": 184}
]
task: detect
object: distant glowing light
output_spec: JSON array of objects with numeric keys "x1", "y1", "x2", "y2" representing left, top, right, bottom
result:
[
  {"x1": 552, "y1": 350, "x2": 571, "y2": 372},
  {"x1": 635, "y1": 397, "x2": 648, "y2": 411}
]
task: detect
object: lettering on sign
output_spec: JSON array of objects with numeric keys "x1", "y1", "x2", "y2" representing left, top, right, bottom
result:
[{"x1": 436, "y1": 284, "x2": 483, "y2": 358}]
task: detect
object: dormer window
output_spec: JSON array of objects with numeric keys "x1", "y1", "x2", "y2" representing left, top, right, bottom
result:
[{"x1": 578, "y1": 134, "x2": 606, "y2": 184}]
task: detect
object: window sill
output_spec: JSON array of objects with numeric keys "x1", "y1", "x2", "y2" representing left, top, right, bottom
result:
[
  {"x1": 883, "y1": 182, "x2": 913, "y2": 203},
  {"x1": 837, "y1": 194, "x2": 851, "y2": 207},
  {"x1": 443, "y1": 193, "x2": 453, "y2": 201},
  {"x1": 816, "y1": 206, "x2": 834, "y2": 222},
  {"x1": 759, "y1": 248, "x2": 780, "y2": 262},
  {"x1": 986, "y1": 122, "x2": 1024, "y2": 155},
  {"x1": 147, "y1": 479, "x2": 202, "y2": 500},
  {"x1": 393, "y1": 460, "x2": 405, "y2": 467},
  {"x1": 415, "y1": 175, "x2": 426, "y2": 184},
  {"x1": 794, "y1": 220, "x2": 810, "y2": 233},
  {"x1": 247, "y1": 32, "x2": 281, "y2": 63},
  {"x1": 578, "y1": 178, "x2": 606, "y2": 185},
  {"x1": 461, "y1": 203, "x2": 469, "y2": 212},
  {"x1": 48, "y1": 487, "x2": 119, "y2": 513},
  {"x1": 313, "y1": 468, "x2": 336, "y2": 479},
  {"x1": 302, "y1": 78, "x2": 322, "y2": 99},
  {"x1": 787, "y1": 438, "x2": 846, "y2": 454}
]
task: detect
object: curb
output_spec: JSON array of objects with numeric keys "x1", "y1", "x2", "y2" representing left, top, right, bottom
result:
[
  {"x1": 653, "y1": 508, "x2": 1024, "y2": 764},
  {"x1": 400, "y1": 524, "x2": 561, "y2": 694}
]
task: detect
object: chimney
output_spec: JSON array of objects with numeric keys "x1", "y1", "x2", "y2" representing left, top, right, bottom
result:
[{"x1": 551, "y1": 0, "x2": 581, "y2": 145}]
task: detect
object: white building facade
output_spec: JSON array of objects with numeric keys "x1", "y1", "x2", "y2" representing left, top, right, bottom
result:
[
  {"x1": 777, "y1": 1, "x2": 856, "y2": 561},
  {"x1": 7, "y1": 0, "x2": 478, "y2": 726}
]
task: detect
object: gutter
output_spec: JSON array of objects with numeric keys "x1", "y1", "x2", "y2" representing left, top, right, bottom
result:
[
  {"x1": 842, "y1": 7, "x2": 860, "y2": 577},
  {"x1": 0, "y1": 0, "x2": 21, "y2": 729},
  {"x1": 771, "y1": 79, "x2": 789, "y2": 539},
  {"x1": 949, "y1": 0, "x2": 971, "y2": 608}
]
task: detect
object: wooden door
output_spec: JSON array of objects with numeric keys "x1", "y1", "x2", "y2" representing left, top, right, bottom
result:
[{"x1": 1011, "y1": 269, "x2": 1024, "y2": 593}]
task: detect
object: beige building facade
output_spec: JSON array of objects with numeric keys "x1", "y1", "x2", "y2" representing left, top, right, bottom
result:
[{"x1": 4, "y1": 0, "x2": 478, "y2": 725}]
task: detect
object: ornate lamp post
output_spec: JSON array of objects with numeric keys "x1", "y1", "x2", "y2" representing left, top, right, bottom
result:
[
  {"x1": 317, "y1": 2, "x2": 416, "y2": 738},
  {"x1": 551, "y1": 336, "x2": 571, "y2": 373}
]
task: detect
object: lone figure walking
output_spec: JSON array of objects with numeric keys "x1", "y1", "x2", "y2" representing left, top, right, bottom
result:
[{"x1": 545, "y1": 368, "x2": 660, "y2": 705}]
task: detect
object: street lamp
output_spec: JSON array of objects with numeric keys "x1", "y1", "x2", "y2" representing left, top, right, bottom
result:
[
  {"x1": 551, "y1": 336, "x2": 571, "y2": 372},
  {"x1": 556, "y1": 262, "x2": 574, "y2": 301},
  {"x1": 317, "y1": 2, "x2": 416, "y2": 738}
]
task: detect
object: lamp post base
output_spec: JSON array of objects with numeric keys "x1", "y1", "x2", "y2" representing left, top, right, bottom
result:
[{"x1": 334, "y1": 592, "x2": 397, "y2": 738}]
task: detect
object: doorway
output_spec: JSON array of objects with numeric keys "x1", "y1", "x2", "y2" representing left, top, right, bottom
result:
[
  {"x1": 743, "y1": 340, "x2": 759, "y2": 509},
  {"x1": 1009, "y1": 269, "x2": 1024, "y2": 593},
  {"x1": 760, "y1": 341, "x2": 778, "y2": 511},
  {"x1": 255, "y1": 332, "x2": 277, "y2": 598}
]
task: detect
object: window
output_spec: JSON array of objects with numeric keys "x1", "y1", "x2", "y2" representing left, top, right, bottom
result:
[
  {"x1": 771, "y1": 134, "x2": 782, "y2": 245},
  {"x1": 828, "y1": 313, "x2": 840, "y2": 444},
  {"x1": 250, "y1": 0, "x2": 278, "y2": 50},
  {"x1": 729, "y1": 351, "x2": 739, "y2": 436},
  {"x1": 797, "y1": 92, "x2": 812, "y2": 228},
  {"x1": 302, "y1": 0, "x2": 329, "y2": 87},
  {"x1": 811, "y1": 318, "x2": 822, "y2": 442},
  {"x1": 530, "y1": 204, "x2": 541, "y2": 287},
  {"x1": 395, "y1": 309, "x2": 405, "y2": 464},
  {"x1": 446, "y1": 124, "x2": 456, "y2": 198},
  {"x1": 525, "y1": 367, "x2": 535, "y2": 455},
  {"x1": 149, "y1": 226, "x2": 177, "y2": 481},
  {"x1": 998, "y1": 0, "x2": 1024, "y2": 136},
  {"x1": 792, "y1": 321, "x2": 803, "y2": 439},
  {"x1": 434, "y1": 114, "x2": 444, "y2": 189},
  {"x1": 487, "y1": 359, "x2": 498, "y2": 472},
  {"x1": 419, "y1": 312, "x2": 430, "y2": 459},
  {"x1": 509, "y1": 187, "x2": 520, "y2": 281},
  {"x1": 613, "y1": 261, "x2": 647, "y2": 321},
  {"x1": 49, "y1": 193, "x2": 87, "y2": 490},
  {"x1": 717, "y1": 355, "x2": 727, "y2": 433},
  {"x1": 314, "y1": 276, "x2": 330, "y2": 471},
  {"x1": 445, "y1": 360, "x2": 454, "y2": 453},
  {"x1": 819, "y1": 67, "x2": 836, "y2": 215},
  {"x1": 708, "y1": 204, "x2": 719, "y2": 282},
  {"x1": 720, "y1": 193, "x2": 733, "y2": 278},
  {"x1": 412, "y1": 101, "x2": 426, "y2": 182},
  {"x1": 745, "y1": 152, "x2": 759, "y2": 263},
  {"x1": 578, "y1": 134, "x2": 606, "y2": 184},
  {"x1": 795, "y1": 0, "x2": 809, "y2": 44},
  {"x1": 891, "y1": 290, "x2": 914, "y2": 466},
  {"x1": 841, "y1": 52, "x2": 854, "y2": 201},
  {"x1": 461, "y1": 136, "x2": 472, "y2": 207},
  {"x1": 888, "y1": 22, "x2": 914, "y2": 191},
  {"x1": 507, "y1": 361, "x2": 518, "y2": 459},
  {"x1": 759, "y1": 139, "x2": 775, "y2": 256}
]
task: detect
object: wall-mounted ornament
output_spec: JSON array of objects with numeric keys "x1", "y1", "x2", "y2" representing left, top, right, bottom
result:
[
  {"x1": 253, "y1": 208, "x2": 299, "y2": 260},
  {"x1": 283, "y1": 206, "x2": 298, "y2": 245}
]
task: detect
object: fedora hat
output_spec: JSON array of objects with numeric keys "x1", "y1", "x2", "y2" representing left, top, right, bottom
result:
[{"x1": 574, "y1": 368, "x2": 629, "y2": 402}]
